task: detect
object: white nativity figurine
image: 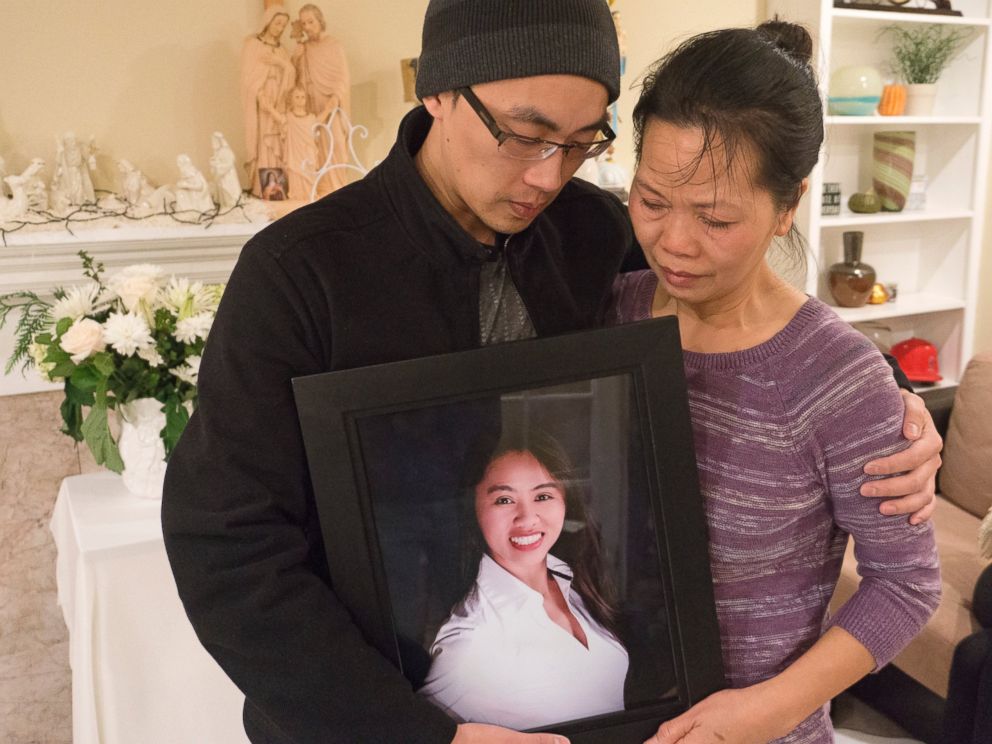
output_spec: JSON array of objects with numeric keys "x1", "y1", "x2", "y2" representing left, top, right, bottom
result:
[
  {"x1": 24, "y1": 158, "x2": 49, "y2": 212},
  {"x1": 173, "y1": 154, "x2": 215, "y2": 214},
  {"x1": 0, "y1": 159, "x2": 46, "y2": 224},
  {"x1": 209, "y1": 132, "x2": 243, "y2": 211},
  {"x1": 50, "y1": 131, "x2": 98, "y2": 212},
  {"x1": 117, "y1": 159, "x2": 172, "y2": 216}
]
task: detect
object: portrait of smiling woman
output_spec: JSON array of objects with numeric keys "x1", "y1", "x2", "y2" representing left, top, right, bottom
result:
[{"x1": 417, "y1": 429, "x2": 629, "y2": 731}]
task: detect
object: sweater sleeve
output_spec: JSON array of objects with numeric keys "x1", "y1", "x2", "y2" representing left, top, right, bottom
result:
[
  {"x1": 161, "y1": 236, "x2": 457, "y2": 743},
  {"x1": 807, "y1": 327, "x2": 941, "y2": 669}
]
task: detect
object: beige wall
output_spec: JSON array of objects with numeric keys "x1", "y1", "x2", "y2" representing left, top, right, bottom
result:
[
  {"x1": 976, "y1": 157, "x2": 992, "y2": 355},
  {"x1": 0, "y1": 1, "x2": 764, "y2": 190},
  {"x1": 6, "y1": 0, "x2": 988, "y2": 357}
]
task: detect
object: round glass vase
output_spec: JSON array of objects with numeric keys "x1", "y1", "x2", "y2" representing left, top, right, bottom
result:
[
  {"x1": 828, "y1": 231, "x2": 876, "y2": 308},
  {"x1": 117, "y1": 397, "x2": 167, "y2": 499}
]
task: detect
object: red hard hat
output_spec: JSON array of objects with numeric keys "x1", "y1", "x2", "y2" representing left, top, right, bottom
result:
[{"x1": 891, "y1": 337, "x2": 942, "y2": 384}]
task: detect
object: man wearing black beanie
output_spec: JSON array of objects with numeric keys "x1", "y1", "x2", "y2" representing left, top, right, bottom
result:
[
  {"x1": 162, "y1": 1, "x2": 941, "y2": 742},
  {"x1": 164, "y1": 2, "x2": 627, "y2": 743}
]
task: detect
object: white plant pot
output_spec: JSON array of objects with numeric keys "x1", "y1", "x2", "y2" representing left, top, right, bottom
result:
[
  {"x1": 118, "y1": 397, "x2": 167, "y2": 499},
  {"x1": 905, "y1": 84, "x2": 937, "y2": 116}
]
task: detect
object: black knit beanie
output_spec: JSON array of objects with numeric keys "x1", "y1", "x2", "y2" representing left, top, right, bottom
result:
[{"x1": 415, "y1": 0, "x2": 621, "y2": 103}]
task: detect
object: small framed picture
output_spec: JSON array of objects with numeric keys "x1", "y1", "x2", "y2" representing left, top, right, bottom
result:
[
  {"x1": 258, "y1": 167, "x2": 288, "y2": 201},
  {"x1": 293, "y1": 319, "x2": 725, "y2": 742}
]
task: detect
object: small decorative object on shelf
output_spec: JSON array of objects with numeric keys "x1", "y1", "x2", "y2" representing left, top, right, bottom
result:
[
  {"x1": 886, "y1": 282, "x2": 899, "y2": 302},
  {"x1": 881, "y1": 24, "x2": 972, "y2": 115},
  {"x1": 872, "y1": 130, "x2": 916, "y2": 211},
  {"x1": 868, "y1": 282, "x2": 890, "y2": 304},
  {"x1": 828, "y1": 231, "x2": 877, "y2": 307},
  {"x1": 906, "y1": 174, "x2": 928, "y2": 211},
  {"x1": 891, "y1": 337, "x2": 942, "y2": 384},
  {"x1": 822, "y1": 182, "x2": 842, "y2": 215},
  {"x1": 828, "y1": 65, "x2": 883, "y2": 115},
  {"x1": 833, "y1": 0, "x2": 962, "y2": 17},
  {"x1": 0, "y1": 251, "x2": 223, "y2": 497},
  {"x1": 878, "y1": 83, "x2": 907, "y2": 116},
  {"x1": 848, "y1": 189, "x2": 882, "y2": 213}
]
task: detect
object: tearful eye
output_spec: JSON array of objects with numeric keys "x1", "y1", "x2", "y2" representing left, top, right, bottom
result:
[{"x1": 701, "y1": 216, "x2": 733, "y2": 230}]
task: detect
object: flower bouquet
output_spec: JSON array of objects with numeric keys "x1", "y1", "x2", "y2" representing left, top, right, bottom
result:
[{"x1": 0, "y1": 251, "x2": 222, "y2": 494}]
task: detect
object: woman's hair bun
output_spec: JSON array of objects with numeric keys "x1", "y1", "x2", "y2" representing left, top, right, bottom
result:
[{"x1": 757, "y1": 20, "x2": 813, "y2": 65}]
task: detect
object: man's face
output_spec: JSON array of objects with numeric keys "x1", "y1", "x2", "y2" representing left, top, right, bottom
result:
[
  {"x1": 300, "y1": 10, "x2": 322, "y2": 40},
  {"x1": 422, "y1": 75, "x2": 610, "y2": 244}
]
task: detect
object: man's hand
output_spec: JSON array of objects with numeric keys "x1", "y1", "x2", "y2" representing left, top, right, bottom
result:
[
  {"x1": 862, "y1": 389, "x2": 942, "y2": 525},
  {"x1": 453, "y1": 724, "x2": 569, "y2": 744}
]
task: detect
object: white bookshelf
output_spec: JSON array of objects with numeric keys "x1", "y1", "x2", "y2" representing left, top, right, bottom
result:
[{"x1": 766, "y1": 0, "x2": 992, "y2": 390}]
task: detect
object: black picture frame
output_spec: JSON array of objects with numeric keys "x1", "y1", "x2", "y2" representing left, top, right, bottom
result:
[{"x1": 293, "y1": 318, "x2": 725, "y2": 742}]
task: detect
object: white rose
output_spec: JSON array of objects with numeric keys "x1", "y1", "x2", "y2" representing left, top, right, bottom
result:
[
  {"x1": 108, "y1": 265, "x2": 164, "y2": 312},
  {"x1": 60, "y1": 318, "x2": 107, "y2": 363}
]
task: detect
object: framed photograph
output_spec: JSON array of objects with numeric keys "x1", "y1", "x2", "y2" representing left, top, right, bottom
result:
[{"x1": 293, "y1": 318, "x2": 725, "y2": 742}]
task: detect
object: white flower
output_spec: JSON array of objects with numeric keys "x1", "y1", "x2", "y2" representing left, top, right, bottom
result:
[
  {"x1": 160, "y1": 277, "x2": 219, "y2": 319},
  {"x1": 29, "y1": 340, "x2": 57, "y2": 380},
  {"x1": 50, "y1": 283, "x2": 108, "y2": 322},
  {"x1": 107, "y1": 264, "x2": 165, "y2": 313},
  {"x1": 102, "y1": 312, "x2": 155, "y2": 356},
  {"x1": 137, "y1": 345, "x2": 164, "y2": 367},
  {"x1": 174, "y1": 312, "x2": 214, "y2": 344},
  {"x1": 59, "y1": 318, "x2": 107, "y2": 363},
  {"x1": 170, "y1": 355, "x2": 201, "y2": 386}
]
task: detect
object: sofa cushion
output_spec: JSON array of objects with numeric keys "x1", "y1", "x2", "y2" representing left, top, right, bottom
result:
[
  {"x1": 832, "y1": 495, "x2": 984, "y2": 697},
  {"x1": 940, "y1": 351, "x2": 992, "y2": 520}
]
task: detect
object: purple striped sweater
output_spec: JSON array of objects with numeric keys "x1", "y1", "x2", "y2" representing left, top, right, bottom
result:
[{"x1": 612, "y1": 271, "x2": 940, "y2": 743}]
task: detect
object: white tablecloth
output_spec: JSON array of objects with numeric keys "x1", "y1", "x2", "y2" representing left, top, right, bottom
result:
[{"x1": 51, "y1": 472, "x2": 249, "y2": 744}]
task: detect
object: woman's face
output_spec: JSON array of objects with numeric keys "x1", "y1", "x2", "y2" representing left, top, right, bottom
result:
[
  {"x1": 628, "y1": 120, "x2": 796, "y2": 308},
  {"x1": 474, "y1": 450, "x2": 567, "y2": 578},
  {"x1": 266, "y1": 14, "x2": 289, "y2": 40}
]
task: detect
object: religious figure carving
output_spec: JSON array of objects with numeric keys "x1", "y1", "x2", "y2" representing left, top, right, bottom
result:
[
  {"x1": 209, "y1": 132, "x2": 243, "y2": 211},
  {"x1": 1, "y1": 159, "x2": 46, "y2": 223},
  {"x1": 173, "y1": 154, "x2": 214, "y2": 213},
  {"x1": 24, "y1": 159, "x2": 49, "y2": 212},
  {"x1": 291, "y1": 3, "x2": 352, "y2": 195},
  {"x1": 50, "y1": 132, "x2": 97, "y2": 211},
  {"x1": 118, "y1": 159, "x2": 172, "y2": 215},
  {"x1": 284, "y1": 86, "x2": 332, "y2": 200},
  {"x1": 241, "y1": 5, "x2": 296, "y2": 198}
]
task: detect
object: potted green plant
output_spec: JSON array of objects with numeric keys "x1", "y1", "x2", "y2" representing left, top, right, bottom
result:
[{"x1": 882, "y1": 24, "x2": 972, "y2": 115}]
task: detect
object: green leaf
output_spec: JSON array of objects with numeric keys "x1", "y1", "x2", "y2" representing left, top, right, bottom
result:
[
  {"x1": 70, "y1": 364, "x2": 106, "y2": 393},
  {"x1": 64, "y1": 377, "x2": 95, "y2": 407},
  {"x1": 163, "y1": 397, "x2": 190, "y2": 459},
  {"x1": 49, "y1": 359, "x2": 77, "y2": 380},
  {"x1": 59, "y1": 397, "x2": 84, "y2": 442},
  {"x1": 81, "y1": 405, "x2": 124, "y2": 474},
  {"x1": 91, "y1": 351, "x2": 115, "y2": 377},
  {"x1": 56, "y1": 317, "x2": 73, "y2": 336}
]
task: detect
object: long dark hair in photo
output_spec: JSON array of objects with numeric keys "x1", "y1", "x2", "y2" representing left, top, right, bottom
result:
[
  {"x1": 632, "y1": 20, "x2": 823, "y2": 254},
  {"x1": 455, "y1": 428, "x2": 621, "y2": 641}
]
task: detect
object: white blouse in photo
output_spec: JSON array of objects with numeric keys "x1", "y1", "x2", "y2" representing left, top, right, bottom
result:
[{"x1": 417, "y1": 553, "x2": 629, "y2": 731}]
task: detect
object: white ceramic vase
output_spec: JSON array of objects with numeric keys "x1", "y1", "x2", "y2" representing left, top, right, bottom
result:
[
  {"x1": 118, "y1": 397, "x2": 167, "y2": 499},
  {"x1": 905, "y1": 83, "x2": 937, "y2": 116}
]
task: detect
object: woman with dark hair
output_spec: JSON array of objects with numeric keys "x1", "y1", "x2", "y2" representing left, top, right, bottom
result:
[
  {"x1": 611, "y1": 22, "x2": 941, "y2": 743},
  {"x1": 418, "y1": 429, "x2": 628, "y2": 730}
]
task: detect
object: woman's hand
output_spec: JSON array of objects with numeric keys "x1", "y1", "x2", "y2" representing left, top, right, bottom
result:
[
  {"x1": 645, "y1": 686, "x2": 789, "y2": 744},
  {"x1": 862, "y1": 389, "x2": 941, "y2": 524},
  {"x1": 453, "y1": 723, "x2": 569, "y2": 744}
]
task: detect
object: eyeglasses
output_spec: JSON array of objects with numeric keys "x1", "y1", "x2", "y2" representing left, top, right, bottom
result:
[{"x1": 458, "y1": 86, "x2": 616, "y2": 163}]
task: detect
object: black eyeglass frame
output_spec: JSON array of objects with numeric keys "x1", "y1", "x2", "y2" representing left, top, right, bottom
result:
[{"x1": 458, "y1": 86, "x2": 616, "y2": 162}]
